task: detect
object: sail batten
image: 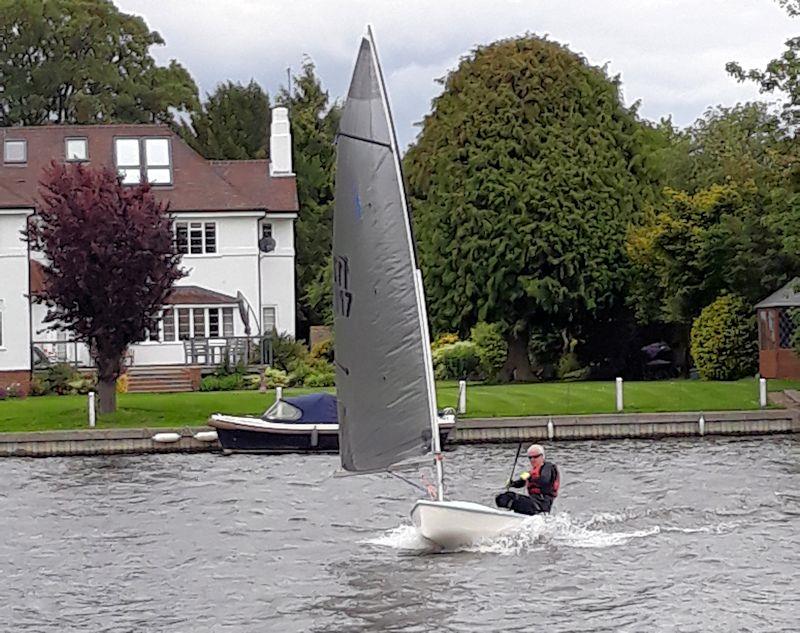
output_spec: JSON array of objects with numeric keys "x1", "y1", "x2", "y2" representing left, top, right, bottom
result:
[{"x1": 333, "y1": 29, "x2": 437, "y2": 473}]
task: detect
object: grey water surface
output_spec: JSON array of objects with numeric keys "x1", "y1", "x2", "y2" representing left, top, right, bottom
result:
[{"x1": 1, "y1": 437, "x2": 798, "y2": 632}]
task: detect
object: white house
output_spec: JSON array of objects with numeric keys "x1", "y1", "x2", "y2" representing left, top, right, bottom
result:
[{"x1": 0, "y1": 108, "x2": 298, "y2": 393}]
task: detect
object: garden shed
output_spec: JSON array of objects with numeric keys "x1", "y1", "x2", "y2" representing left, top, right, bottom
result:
[{"x1": 755, "y1": 278, "x2": 800, "y2": 379}]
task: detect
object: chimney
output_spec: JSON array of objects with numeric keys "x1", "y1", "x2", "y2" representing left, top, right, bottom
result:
[{"x1": 270, "y1": 107, "x2": 293, "y2": 177}]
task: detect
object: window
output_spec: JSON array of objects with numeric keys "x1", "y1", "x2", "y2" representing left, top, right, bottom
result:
[
  {"x1": 0, "y1": 300, "x2": 4, "y2": 348},
  {"x1": 152, "y1": 307, "x2": 234, "y2": 342},
  {"x1": 65, "y1": 138, "x2": 88, "y2": 161},
  {"x1": 175, "y1": 221, "x2": 216, "y2": 255},
  {"x1": 4, "y1": 139, "x2": 26, "y2": 164},
  {"x1": 114, "y1": 137, "x2": 172, "y2": 185},
  {"x1": 262, "y1": 307, "x2": 276, "y2": 334}
]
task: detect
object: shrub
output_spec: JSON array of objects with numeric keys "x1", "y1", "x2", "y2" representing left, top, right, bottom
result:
[
  {"x1": 310, "y1": 338, "x2": 334, "y2": 362},
  {"x1": 432, "y1": 332, "x2": 459, "y2": 351},
  {"x1": 262, "y1": 367, "x2": 289, "y2": 388},
  {"x1": 470, "y1": 322, "x2": 507, "y2": 382},
  {"x1": 691, "y1": 294, "x2": 758, "y2": 380},
  {"x1": 29, "y1": 375, "x2": 48, "y2": 397},
  {"x1": 270, "y1": 332, "x2": 310, "y2": 372},
  {"x1": 556, "y1": 352, "x2": 589, "y2": 381},
  {"x1": 288, "y1": 358, "x2": 335, "y2": 387},
  {"x1": 200, "y1": 376, "x2": 221, "y2": 392},
  {"x1": 432, "y1": 341, "x2": 481, "y2": 380},
  {"x1": 116, "y1": 373, "x2": 130, "y2": 394},
  {"x1": 43, "y1": 363, "x2": 79, "y2": 395},
  {"x1": 303, "y1": 369, "x2": 335, "y2": 388}
]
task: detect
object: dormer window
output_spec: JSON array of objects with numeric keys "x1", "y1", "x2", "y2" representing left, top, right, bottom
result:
[
  {"x1": 65, "y1": 138, "x2": 88, "y2": 162},
  {"x1": 114, "y1": 137, "x2": 172, "y2": 185},
  {"x1": 4, "y1": 139, "x2": 26, "y2": 164}
]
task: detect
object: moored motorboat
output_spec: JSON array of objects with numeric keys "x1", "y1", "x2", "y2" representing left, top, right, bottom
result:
[
  {"x1": 208, "y1": 392, "x2": 456, "y2": 454},
  {"x1": 411, "y1": 499, "x2": 527, "y2": 549}
]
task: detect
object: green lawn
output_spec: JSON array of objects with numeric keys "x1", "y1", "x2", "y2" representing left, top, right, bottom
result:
[{"x1": 1, "y1": 379, "x2": 797, "y2": 433}]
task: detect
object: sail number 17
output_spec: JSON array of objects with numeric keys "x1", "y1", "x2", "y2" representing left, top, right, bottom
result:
[{"x1": 334, "y1": 255, "x2": 353, "y2": 318}]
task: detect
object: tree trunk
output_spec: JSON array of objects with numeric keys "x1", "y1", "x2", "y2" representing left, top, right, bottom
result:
[
  {"x1": 501, "y1": 332, "x2": 537, "y2": 382},
  {"x1": 95, "y1": 352, "x2": 122, "y2": 414},
  {"x1": 97, "y1": 378, "x2": 117, "y2": 415}
]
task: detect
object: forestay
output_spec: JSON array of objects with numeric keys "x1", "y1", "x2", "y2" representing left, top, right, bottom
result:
[{"x1": 333, "y1": 29, "x2": 438, "y2": 473}]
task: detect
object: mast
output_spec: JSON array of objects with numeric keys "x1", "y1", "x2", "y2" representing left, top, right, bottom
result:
[{"x1": 366, "y1": 25, "x2": 444, "y2": 500}]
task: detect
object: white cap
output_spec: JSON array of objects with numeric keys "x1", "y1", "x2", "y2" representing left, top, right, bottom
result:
[{"x1": 526, "y1": 444, "x2": 545, "y2": 459}]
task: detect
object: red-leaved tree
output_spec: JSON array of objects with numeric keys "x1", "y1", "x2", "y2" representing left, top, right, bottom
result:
[{"x1": 27, "y1": 163, "x2": 185, "y2": 413}]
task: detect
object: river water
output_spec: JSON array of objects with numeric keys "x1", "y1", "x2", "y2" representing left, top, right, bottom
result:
[{"x1": 1, "y1": 437, "x2": 798, "y2": 632}]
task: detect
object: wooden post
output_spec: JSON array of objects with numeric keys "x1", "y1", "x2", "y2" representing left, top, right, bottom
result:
[
  {"x1": 615, "y1": 377, "x2": 623, "y2": 412},
  {"x1": 458, "y1": 380, "x2": 466, "y2": 414}
]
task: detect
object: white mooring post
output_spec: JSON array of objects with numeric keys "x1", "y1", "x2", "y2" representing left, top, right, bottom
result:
[
  {"x1": 759, "y1": 378, "x2": 767, "y2": 409},
  {"x1": 698, "y1": 414, "x2": 706, "y2": 436},
  {"x1": 276, "y1": 386, "x2": 283, "y2": 402},
  {"x1": 88, "y1": 392, "x2": 96, "y2": 428},
  {"x1": 615, "y1": 377, "x2": 624, "y2": 412},
  {"x1": 547, "y1": 417, "x2": 555, "y2": 440},
  {"x1": 458, "y1": 380, "x2": 467, "y2": 415}
]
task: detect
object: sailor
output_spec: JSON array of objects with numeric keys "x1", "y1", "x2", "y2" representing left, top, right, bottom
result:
[{"x1": 495, "y1": 444, "x2": 560, "y2": 515}]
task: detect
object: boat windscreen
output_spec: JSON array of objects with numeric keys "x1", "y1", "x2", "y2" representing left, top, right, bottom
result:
[{"x1": 262, "y1": 400, "x2": 302, "y2": 422}]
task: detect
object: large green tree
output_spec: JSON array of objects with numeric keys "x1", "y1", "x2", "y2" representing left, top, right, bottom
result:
[
  {"x1": 0, "y1": 0, "x2": 198, "y2": 126},
  {"x1": 276, "y1": 59, "x2": 340, "y2": 335},
  {"x1": 404, "y1": 36, "x2": 656, "y2": 379},
  {"x1": 179, "y1": 80, "x2": 271, "y2": 159}
]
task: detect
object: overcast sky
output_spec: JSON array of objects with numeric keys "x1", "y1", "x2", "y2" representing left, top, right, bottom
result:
[{"x1": 116, "y1": 0, "x2": 796, "y2": 149}]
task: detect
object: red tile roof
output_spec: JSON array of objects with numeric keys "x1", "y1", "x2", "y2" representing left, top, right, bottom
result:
[
  {"x1": 0, "y1": 125, "x2": 298, "y2": 213},
  {"x1": 167, "y1": 285, "x2": 238, "y2": 305}
]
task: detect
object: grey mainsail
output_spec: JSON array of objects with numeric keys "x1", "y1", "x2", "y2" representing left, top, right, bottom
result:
[{"x1": 333, "y1": 28, "x2": 438, "y2": 473}]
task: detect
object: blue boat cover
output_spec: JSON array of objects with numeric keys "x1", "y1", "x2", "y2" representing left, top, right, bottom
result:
[{"x1": 283, "y1": 393, "x2": 339, "y2": 424}]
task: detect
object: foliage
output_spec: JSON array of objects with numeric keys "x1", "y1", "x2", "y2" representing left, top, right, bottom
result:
[
  {"x1": 432, "y1": 332, "x2": 460, "y2": 351},
  {"x1": 179, "y1": 80, "x2": 270, "y2": 159},
  {"x1": 0, "y1": 0, "x2": 198, "y2": 126},
  {"x1": 28, "y1": 375, "x2": 48, "y2": 397},
  {"x1": 0, "y1": 383, "x2": 24, "y2": 399},
  {"x1": 200, "y1": 374, "x2": 250, "y2": 392},
  {"x1": 470, "y1": 322, "x2": 507, "y2": 382},
  {"x1": 40, "y1": 363, "x2": 79, "y2": 395},
  {"x1": 262, "y1": 367, "x2": 289, "y2": 388},
  {"x1": 727, "y1": 1, "x2": 800, "y2": 126},
  {"x1": 276, "y1": 59, "x2": 341, "y2": 333},
  {"x1": 627, "y1": 182, "x2": 799, "y2": 333},
  {"x1": 27, "y1": 163, "x2": 185, "y2": 413},
  {"x1": 432, "y1": 341, "x2": 481, "y2": 380},
  {"x1": 270, "y1": 332, "x2": 310, "y2": 372},
  {"x1": 310, "y1": 338, "x2": 334, "y2": 362},
  {"x1": 556, "y1": 352, "x2": 589, "y2": 381},
  {"x1": 116, "y1": 373, "x2": 129, "y2": 394},
  {"x1": 405, "y1": 35, "x2": 657, "y2": 380},
  {"x1": 287, "y1": 358, "x2": 335, "y2": 388},
  {"x1": 690, "y1": 294, "x2": 758, "y2": 381}
]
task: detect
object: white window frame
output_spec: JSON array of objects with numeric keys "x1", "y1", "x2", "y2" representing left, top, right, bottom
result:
[
  {"x1": 144, "y1": 306, "x2": 235, "y2": 343},
  {"x1": 65, "y1": 137, "x2": 88, "y2": 162},
  {"x1": 4, "y1": 139, "x2": 27, "y2": 164},
  {"x1": 262, "y1": 306, "x2": 277, "y2": 335},
  {"x1": 0, "y1": 299, "x2": 5, "y2": 349},
  {"x1": 114, "y1": 136, "x2": 173, "y2": 185},
  {"x1": 175, "y1": 221, "x2": 217, "y2": 255}
]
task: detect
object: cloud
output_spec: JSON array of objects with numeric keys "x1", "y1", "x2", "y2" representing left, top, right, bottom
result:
[{"x1": 115, "y1": 0, "x2": 796, "y2": 147}]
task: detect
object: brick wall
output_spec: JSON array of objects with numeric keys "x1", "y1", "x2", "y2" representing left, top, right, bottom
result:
[{"x1": 0, "y1": 370, "x2": 31, "y2": 396}]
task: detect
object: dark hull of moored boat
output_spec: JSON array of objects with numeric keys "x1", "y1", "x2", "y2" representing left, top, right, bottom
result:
[{"x1": 212, "y1": 422, "x2": 456, "y2": 455}]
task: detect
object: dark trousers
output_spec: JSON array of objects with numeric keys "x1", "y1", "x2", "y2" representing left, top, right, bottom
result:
[{"x1": 495, "y1": 491, "x2": 552, "y2": 516}]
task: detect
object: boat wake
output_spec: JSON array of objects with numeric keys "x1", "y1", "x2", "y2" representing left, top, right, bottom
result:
[{"x1": 367, "y1": 510, "x2": 741, "y2": 555}]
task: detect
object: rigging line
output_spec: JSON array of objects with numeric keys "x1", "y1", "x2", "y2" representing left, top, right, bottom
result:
[
  {"x1": 388, "y1": 470, "x2": 427, "y2": 494},
  {"x1": 336, "y1": 131, "x2": 393, "y2": 150}
]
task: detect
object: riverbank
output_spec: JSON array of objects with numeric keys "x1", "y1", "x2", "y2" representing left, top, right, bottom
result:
[
  {"x1": 2, "y1": 406, "x2": 797, "y2": 457},
  {"x1": 2, "y1": 378, "x2": 797, "y2": 433}
]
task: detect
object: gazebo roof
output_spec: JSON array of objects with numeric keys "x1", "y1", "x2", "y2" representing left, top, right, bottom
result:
[{"x1": 755, "y1": 277, "x2": 800, "y2": 309}]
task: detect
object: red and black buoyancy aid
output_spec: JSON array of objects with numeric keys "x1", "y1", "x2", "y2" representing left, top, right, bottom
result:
[{"x1": 527, "y1": 462, "x2": 560, "y2": 498}]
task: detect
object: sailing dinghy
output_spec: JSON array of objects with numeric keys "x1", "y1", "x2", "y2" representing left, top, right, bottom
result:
[{"x1": 334, "y1": 27, "x2": 527, "y2": 549}]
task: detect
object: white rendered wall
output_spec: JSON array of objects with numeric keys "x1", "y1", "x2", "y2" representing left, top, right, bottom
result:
[
  {"x1": 0, "y1": 210, "x2": 32, "y2": 371},
  {"x1": 260, "y1": 216, "x2": 296, "y2": 337}
]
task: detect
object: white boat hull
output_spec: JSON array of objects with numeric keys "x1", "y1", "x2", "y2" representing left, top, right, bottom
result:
[{"x1": 410, "y1": 499, "x2": 528, "y2": 549}]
